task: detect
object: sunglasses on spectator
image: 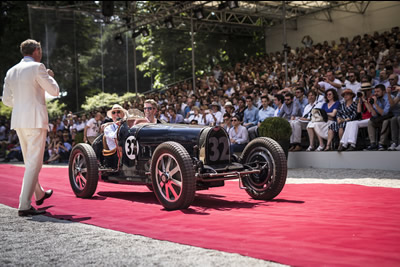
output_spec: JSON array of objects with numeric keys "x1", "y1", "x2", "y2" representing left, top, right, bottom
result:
[
  {"x1": 284, "y1": 99, "x2": 291, "y2": 101},
  {"x1": 143, "y1": 107, "x2": 153, "y2": 110},
  {"x1": 231, "y1": 119, "x2": 238, "y2": 122},
  {"x1": 112, "y1": 110, "x2": 121, "y2": 115}
]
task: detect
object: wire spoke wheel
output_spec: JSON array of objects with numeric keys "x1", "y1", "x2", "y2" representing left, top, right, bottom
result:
[
  {"x1": 241, "y1": 137, "x2": 287, "y2": 200},
  {"x1": 68, "y1": 144, "x2": 99, "y2": 198},
  {"x1": 151, "y1": 142, "x2": 195, "y2": 210}
]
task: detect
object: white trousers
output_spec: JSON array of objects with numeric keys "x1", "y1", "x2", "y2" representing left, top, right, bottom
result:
[
  {"x1": 340, "y1": 119, "x2": 370, "y2": 146},
  {"x1": 16, "y1": 128, "x2": 47, "y2": 210},
  {"x1": 290, "y1": 120, "x2": 308, "y2": 144}
]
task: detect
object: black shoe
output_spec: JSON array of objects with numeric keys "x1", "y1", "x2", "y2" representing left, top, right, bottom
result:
[
  {"x1": 347, "y1": 146, "x2": 356, "y2": 151},
  {"x1": 36, "y1": 190, "x2": 53, "y2": 206},
  {"x1": 18, "y1": 207, "x2": 46, "y2": 217},
  {"x1": 365, "y1": 144, "x2": 378, "y2": 151},
  {"x1": 337, "y1": 144, "x2": 345, "y2": 152}
]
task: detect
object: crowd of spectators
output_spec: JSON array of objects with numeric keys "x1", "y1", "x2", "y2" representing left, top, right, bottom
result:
[{"x1": 1, "y1": 27, "x2": 400, "y2": 163}]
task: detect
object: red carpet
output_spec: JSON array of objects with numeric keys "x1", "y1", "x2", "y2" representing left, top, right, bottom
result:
[{"x1": 1, "y1": 164, "x2": 400, "y2": 266}]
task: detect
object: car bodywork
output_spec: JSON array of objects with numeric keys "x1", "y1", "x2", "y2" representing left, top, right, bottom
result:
[{"x1": 68, "y1": 120, "x2": 287, "y2": 210}]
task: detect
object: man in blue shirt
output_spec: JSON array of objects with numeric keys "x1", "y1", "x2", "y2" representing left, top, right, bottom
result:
[
  {"x1": 248, "y1": 95, "x2": 275, "y2": 140},
  {"x1": 366, "y1": 84, "x2": 392, "y2": 150},
  {"x1": 243, "y1": 96, "x2": 259, "y2": 129}
]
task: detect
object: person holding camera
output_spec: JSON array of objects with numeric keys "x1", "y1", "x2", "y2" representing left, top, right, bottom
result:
[
  {"x1": 339, "y1": 83, "x2": 374, "y2": 151},
  {"x1": 366, "y1": 84, "x2": 391, "y2": 151},
  {"x1": 314, "y1": 71, "x2": 342, "y2": 95}
]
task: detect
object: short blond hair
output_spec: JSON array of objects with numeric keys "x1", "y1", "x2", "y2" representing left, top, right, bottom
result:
[
  {"x1": 144, "y1": 99, "x2": 158, "y2": 109},
  {"x1": 20, "y1": 39, "x2": 41, "y2": 56}
]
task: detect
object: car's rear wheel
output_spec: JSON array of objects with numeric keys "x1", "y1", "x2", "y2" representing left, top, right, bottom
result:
[
  {"x1": 69, "y1": 143, "x2": 99, "y2": 198},
  {"x1": 151, "y1": 142, "x2": 196, "y2": 210},
  {"x1": 241, "y1": 137, "x2": 287, "y2": 200}
]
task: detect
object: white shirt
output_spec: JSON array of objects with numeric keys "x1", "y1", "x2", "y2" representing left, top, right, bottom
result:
[
  {"x1": 228, "y1": 125, "x2": 249, "y2": 144},
  {"x1": 206, "y1": 111, "x2": 223, "y2": 126},
  {"x1": 86, "y1": 118, "x2": 100, "y2": 137},
  {"x1": 345, "y1": 80, "x2": 361, "y2": 94},
  {"x1": 104, "y1": 123, "x2": 119, "y2": 150},
  {"x1": 318, "y1": 78, "x2": 342, "y2": 91},
  {"x1": 184, "y1": 114, "x2": 206, "y2": 125}
]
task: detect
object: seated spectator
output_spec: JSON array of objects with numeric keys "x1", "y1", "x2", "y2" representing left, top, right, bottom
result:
[
  {"x1": 345, "y1": 71, "x2": 361, "y2": 94},
  {"x1": 248, "y1": 95, "x2": 275, "y2": 140},
  {"x1": 328, "y1": 89, "x2": 358, "y2": 151},
  {"x1": 235, "y1": 98, "x2": 246, "y2": 122},
  {"x1": 2, "y1": 141, "x2": 23, "y2": 162},
  {"x1": 278, "y1": 92, "x2": 302, "y2": 121},
  {"x1": 168, "y1": 107, "x2": 184, "y2": 124},
  {"x1": 339, "y1": 83, "x2": 374, "y2": 151},
  {"x1": 221, "y1": 113, "x2": 232, "y2": 132},
  {"x1": 366, "y1": 84, "x2": 391, "y2": 151},
  {"x1": 314, "y1": 70, "x2": 342, "y2": 95},
  {"x1": 45, "y1": 135, "x2": 72, "y2": 164},
  {"x1": 294, "y1": 87, "x2": 308, "y2": 113},
  {"x1": 228, "y1": 115, "x2": 249, "y2": 153},
  {"x1": 184, "y1": 106, "x2": 204, "y2": 125},
  {"x1": 307, "y1": 89, "x2": 340, "y2": 151},
  {"x1": 158, "y1": 105, "x2": 170, "y2": 122},
  {"x1": 224, "y1": 101, "x2": 235, "y2": 117},
  {"x1": 273, "y1": 94, "x2": 284, "y2": 116},
  {"x1": 386, "y1": 76, "x2": 400, "y2": 151},
  {"x1": 290, "y1": 90, "x2": 319, "y2": 151},
  {"x1": 206, "y1": 102, "x2": 223, "y2": 126},
  {"x1": 243, "y1": 96, "x2": 259, "y2": 129}
]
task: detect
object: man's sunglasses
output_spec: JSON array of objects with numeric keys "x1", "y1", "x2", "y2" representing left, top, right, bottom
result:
[
  {"x1": 144, "y1": 107, "x2": 153, "y2": 110},
  {"x1": 112, "y1": 110, "x2": 121, "y2": 115}
]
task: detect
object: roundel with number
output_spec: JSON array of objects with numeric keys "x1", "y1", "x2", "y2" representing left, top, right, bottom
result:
[{"x1": 125, "y1": 136, "x2": 139, "y2": 160}]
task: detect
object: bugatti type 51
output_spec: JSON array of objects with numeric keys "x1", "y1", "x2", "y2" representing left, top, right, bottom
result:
[{"x1": 68, "y1": 119, "x2": 287, "y2": 210}]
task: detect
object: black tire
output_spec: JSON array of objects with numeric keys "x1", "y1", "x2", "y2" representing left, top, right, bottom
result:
[
  {"x1": 68, "y1": 143, "x2": 99, "y2": 198},
  {"x1": 241, "y1": 137, "x2": 287, "y2": 200},
  {"x1": 151, "y1": 142, "x2": 196, "y2": 210}
]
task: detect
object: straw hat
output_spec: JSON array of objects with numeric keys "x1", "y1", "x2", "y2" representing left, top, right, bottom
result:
[
  {"x1": 341, "y1": 89, "x2": 355, "y2": 98},
  {"x1": 360, "y1": 82, "x2": 373, "y2": 91},
  {"x1": 211, "y1": 101, "x2": 220, "y2": 110},
  {"x1": 224, "y1": 101, "x2": 233, "y2": 108},
  {"x1": 107, "y1": 104, "x2": 128, "y2": 119}
]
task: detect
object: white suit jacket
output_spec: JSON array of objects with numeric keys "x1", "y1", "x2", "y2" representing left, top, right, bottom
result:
[{"x1": 2, "y1": 57, "x2": 59, "y2": 130}]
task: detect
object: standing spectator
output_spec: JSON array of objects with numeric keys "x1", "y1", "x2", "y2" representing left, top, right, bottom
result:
[
  {"x1": 2, "y1": 39, "x2": 59, "y2": 216},
  {"x1": 84, "y1": 112, "x2": 102, "y2": 144},
  {"x1": 366, "y1": 84, "x2": 391, "y2": 151},
  {"x1": 243, "y1": 96, "x2": 259, "y2": 129},
  {"x1": 228, "y1": 115, "x2": 249, "y2": 153},
  {"x1": 339, "y1": 83, "x2": 374, "y2": 151}
]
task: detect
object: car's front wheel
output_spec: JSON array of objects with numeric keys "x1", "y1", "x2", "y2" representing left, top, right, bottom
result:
[
  {"x1": 68, "y1": 143, "x2": 99, "y2": 198},
  {"x1": 241, "y1": 137, "x2": 287, "y2": 200},
  {"x1": 151, "y1": 142, "x2": 196, "y2": 210}
]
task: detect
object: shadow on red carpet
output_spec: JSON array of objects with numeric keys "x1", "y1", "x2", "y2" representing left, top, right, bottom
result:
[{"x1": 1, "y1": 164, "x2": 399, "y2": 267}]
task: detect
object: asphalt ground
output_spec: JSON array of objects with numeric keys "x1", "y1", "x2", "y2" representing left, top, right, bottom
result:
[{"x1": 1, "y1": 164, "x2": 400, "y2": 266}]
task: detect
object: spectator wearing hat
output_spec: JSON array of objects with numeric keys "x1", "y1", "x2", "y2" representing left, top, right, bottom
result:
[
  {"x1": 206, "y1": 102, "x2": 223, "y2": 126},
  {"x1": 243, "y1": 96, "x2": 259, "y2": 129},
  {"x1": 386, "y1": 75, "x2": 400, "y2": 151},
  {"x1": 224, "y1": 101, "x2": 235, "y2": 117},
  {"x1": 339, "y1": 82, "x2": 374, "y2": 151},
  {"x1": 327, "y1": 89, "x2": 358, "y2": 151},
  {"x1": 228, "y1": 115, "x2": 249, "y2": 153},
  {"x1": 366, "y1": 84, "x2": 391, "y2": 151}
]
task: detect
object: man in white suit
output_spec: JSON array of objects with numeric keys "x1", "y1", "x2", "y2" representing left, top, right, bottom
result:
[{"x1": 2, "y1": 39, "x2": 60, "y2": 216}]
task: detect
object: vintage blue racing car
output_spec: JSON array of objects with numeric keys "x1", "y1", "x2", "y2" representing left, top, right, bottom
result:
[{"x1": 68, "y1": 118, "x2": 287, "y2": 210}]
